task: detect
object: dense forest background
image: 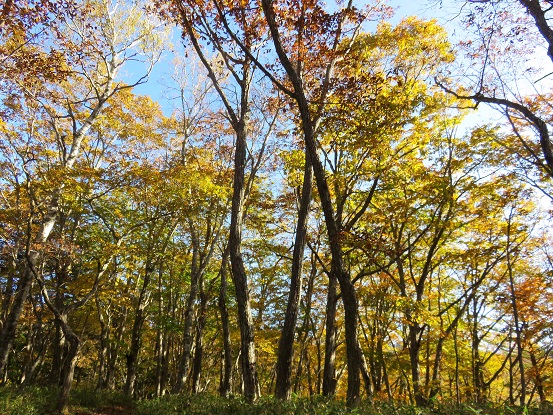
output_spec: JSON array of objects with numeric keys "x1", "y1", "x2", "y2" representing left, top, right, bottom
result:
[{"x1": 1, "y1": 0, "x2": 552, "y2": 413}]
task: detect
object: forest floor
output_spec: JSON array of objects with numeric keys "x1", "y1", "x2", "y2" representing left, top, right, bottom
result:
[
  {"x1": 74, "y1": 405, "x2": 136, "y2": 415},
  {"x1": 1, "y1": 386, "x2": 552, "y2": 415}
]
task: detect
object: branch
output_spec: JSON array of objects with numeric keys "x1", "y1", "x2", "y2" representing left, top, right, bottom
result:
[{"x1": 437, "y1": 80, "x2": 553, "y2": 178}]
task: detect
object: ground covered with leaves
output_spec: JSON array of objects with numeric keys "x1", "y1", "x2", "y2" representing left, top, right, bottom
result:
[{"x1": 1, "y1": 387, "x2": 552, "y2": 415}]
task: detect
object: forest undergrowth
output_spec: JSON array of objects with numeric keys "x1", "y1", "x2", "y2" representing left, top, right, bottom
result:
[{"x1": 1, "y1": 387, "x2": 552, "y2": 415}]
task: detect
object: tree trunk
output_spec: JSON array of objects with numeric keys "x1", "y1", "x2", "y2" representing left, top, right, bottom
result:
[
  {"x1": 507, "y1": 217, "x2": 526, "y2": 406},
  {"x1": 55, "y1": 315, "x2": 80, "y2": 414},
  {"x1": 212, "y1": 54, "x2": 260, "y2": 402},
  {"x1": 409, "y1": 321, "x2": 427, "y2": 406},
  {"x1": 229, "y1": 111, "x2": 260, "y2": 402},
  {"x1": 174, "y1": 240, "x2": 201, "y2": 393},
  {"x1": 293, "y1": 253, "x2": 317, "y2": 395},
  {"x1": 260, "y1": 0, "x2": 362, "y2": 404},
  {"x1": 275, "y1": 154, "x2": 312, "y2": 400},
  {"x1": 192, "y1": 275, "x2": 207, "y2": 394},
  {"x1": 529, "y1": 349, "x2": 547, "y2": 405},
  {"x1": 95, "y1": 294, "x2": 109, "y2": 390},
  {"x1": 322, "y1": 274, "x2": 338, "y2": 396},
  {"x1": 124, "y1": 264, "x2": 153, "y2": 397},
  {"x1": 155, "y1": 265, "x2": 168, "y2": 397},
  {"x1": 105, "y1": 307, "x2": 127, "y2": 390},
  {"x1": 0, "y1": 262, "x2": 34, "y2": 376},
  {"x1": 218, "y1": 247, "x2": 233, "y2": 397}
]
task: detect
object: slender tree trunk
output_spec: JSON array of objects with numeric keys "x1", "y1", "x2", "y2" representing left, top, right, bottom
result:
[
  {"x1": 124, "y1": 264, "x2": 153, "y2": 397},
  {"x1": 322, "y1": 275, "x2": 337, "y2": 396},
  {"x1": 453, "y1": 325, "x2": 460, "y2": 405},
  {"x1": 429, "y1": 338, "x2": 445, "y2": 400},
  {"x1": 229, "y1": 107, "x2": 260, "y2": 402},
  {"x1": 377, "y1": 337, "x2": 392, "y2": 400},
  {"x1": 96, "y1": 294, "x2": 109, "y2": 390},
  {"x1": 218, "y1": 247, "x2": 233, "y2": 397},
  {"x1": 471, "y1": 299, "x2": 486, "y2": 403},
  {"x1": 507, "y1": 217, "x2": 526, "y2": 406},
  {"x1": 509, "y1": 328, "x2": 515, "y2": 405},
  {"x1": 105, "y1": 307, "x2": 127, "y2": 390},
  {"x1": 357, "y1": 338, "x2": 372, "y2": 399},
  {"x1": 293, "y1": 250, "x2": 317, "y2": 395},
  {"x1": 179, "y1": 12, "x2": 259, "y2": 400},
  {"x1": 275, "y1": 154, "x2": 312, "y2": 400},
  {"x1": 201, "y1": 52, "x2": 260, "y2": 401},
  {"x1": 175, "y1": 241, "x2": 201, "y2": 393},
  {"x1": 192, "y1": 275, "x2": 207, "y2": 394},
  {"x1": 155, "y1": 268, "x2": 166, "y2": 397},
  {"x1": 0, "y1": 254, "x2": 16, "y2": 324}
]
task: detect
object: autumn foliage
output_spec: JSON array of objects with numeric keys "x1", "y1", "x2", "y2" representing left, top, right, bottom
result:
[{"x1": 0, "y1": 0, "x2": 552, "y2": 413}]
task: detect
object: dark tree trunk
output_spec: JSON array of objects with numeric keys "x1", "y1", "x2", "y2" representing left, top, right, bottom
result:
[
  {"x1": 96, "y1": 295, "x2": 109, "y2": 390},
  {"x1": 55, "y1": 315, "x2": 80, "y2": 414},
  {"x1": 322, "y1": 275, "x2": 338, "y2": 396},
  {"x1": 124, "y1": 264, "x2": 153, "y2": 397},
  {"x1": 507, "y1": 217, "x2": 526, "y2": 406},
  {"x1": 176, "y1": 14, "x2": 258, "y2": 400},
  {"x1": 50, "y1": 319, "x2": 65, "y2": 385},
  {"x1": 408, "y1": 321, "x2": 427, "y2": 407},
  {"x1": 229, "y1": 101, "x2": 260, "y2": 402},
  {"x1": 293, "y1": 253, "x2": 317, "y2": 395},
  {"x1": 261, "y1": 1, "x2": 362, "y2": 404},
  {"x1": 275, "y1": 154, "x2": 312, "y2": 400}
]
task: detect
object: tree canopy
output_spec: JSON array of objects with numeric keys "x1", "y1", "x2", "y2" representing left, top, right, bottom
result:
[{"x1": 0, "y1": 0, "x2": 552, "y2": 413}]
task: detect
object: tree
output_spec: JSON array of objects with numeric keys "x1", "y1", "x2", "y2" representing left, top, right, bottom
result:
[
  {"x1": 0, "y1": 0, "x2": 164, "y2": 389},
  {"x1": 161, "y1": 0, "x2": 282, "y2": 399},
  {"x1": 439, "y1": 0, "x2": 553, "y2": 186}
]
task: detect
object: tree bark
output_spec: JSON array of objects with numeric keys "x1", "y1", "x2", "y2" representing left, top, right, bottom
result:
[
  {"x1": 228, "y1": 76, "x2": 260, "y2": 400},
  {"x1": 124, "y1": 262, "x2": 153, "y2": 397},
  {"x1": 175, "y1": 8, "x2": 259, "y2": 400},
  {"x1": 192, "y1": 275, "x2": 207, "y2": 394},
  {"x1": 408, "y1": 321, "x2": 427, "y2": 406},
  {"x1": 218, "y1": 247, "x2": 233, "y2": 397},
  {"x1": 56, "y1": 315, "x2": 80, "y2": 414},
  {"x1": 529, "y1": 348, "x2": 547, "y2": 405},
  {"x1": 174, "y1": 238, "x2": 201, "y2": 393},
  {"x1": 275, "y1": 153, "x2": 312, "y2": 399}
]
